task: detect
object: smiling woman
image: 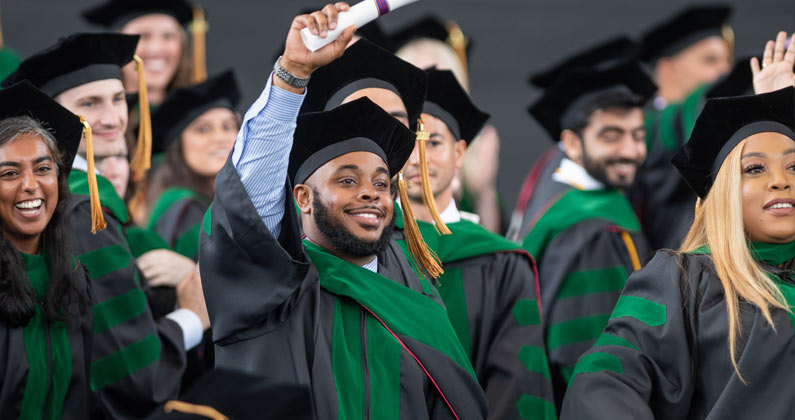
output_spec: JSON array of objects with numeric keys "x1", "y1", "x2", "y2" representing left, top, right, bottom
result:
[
  {"x1": 0, "y1": 82, "x2": 92, "y2": 419},
  {"x1": 560, "y1": 87, "x2": 795, "y2": 420}
]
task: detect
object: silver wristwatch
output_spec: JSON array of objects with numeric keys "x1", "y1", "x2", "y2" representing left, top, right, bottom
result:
[{"x1": 274, "y1": 57, "x2": 311, "y2": 88}]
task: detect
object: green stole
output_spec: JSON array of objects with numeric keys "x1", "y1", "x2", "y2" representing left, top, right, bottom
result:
[
  {"x1": 302, "y1": 240, "x2": 475, "y2": 419},
  {"x1": 147, "y1": 187, "x2": 208, "y2": 258},
  {"x1": 521, "y1": 188, "x2": 640, "y2": 262},
  {"x1": 68, "y1": 170, "x2": 170, "y2": 257},
  {"x1": 393, "y1": 204, "x2": 533, "y2": 355},
  {"x1": 19, "y1": 252, "x2": 71, "y2": 420}
]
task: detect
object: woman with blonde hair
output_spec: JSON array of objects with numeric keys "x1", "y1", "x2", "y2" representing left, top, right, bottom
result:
[{"x1": 559, "y1": 79, "x2": 795, "y2": 418}]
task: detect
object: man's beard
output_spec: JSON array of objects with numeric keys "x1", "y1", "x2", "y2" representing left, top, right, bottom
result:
[
  {"x1": 581, "y1": 149, "x2": 641, "y2": 189},
  {"x1": 312, "y1": 189, "x2": 395, "y2": 258}
]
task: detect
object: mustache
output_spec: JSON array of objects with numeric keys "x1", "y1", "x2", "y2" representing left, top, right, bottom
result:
[{"x1": 605, "y1": 158, "x2": 642, "y2": 166}]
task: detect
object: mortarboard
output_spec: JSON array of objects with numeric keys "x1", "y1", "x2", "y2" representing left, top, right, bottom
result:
[
  {"x1": 640, "y1": 5, "x2": 732, "y2": 62},
  {"x1": 0, "y1": 81, "x2": 84, "y2": 175},
  {"x1": 299, "y1": 39, "x2": 427, "y2": 131},
  {"x1": 153, "y1": 369, "x2": 314, "y2": 420},
  {"x1": 151, "y1": 70, "x2": 240, "y2": 154},
  {"x1": 83, "y1": 0, "x2": 194, "y2": 28},
  {"x1": 390, "y1": 15, "x2": 472, "y2": 65},
  {"x1": 2, "y1": 32, "x2": 138, "y2": 97},
  {"x1": 528, "y1": 60, "x2": 657, "y2": 141},
  {"x1": 529, "y1": 36, "x2": 640, "y2": 88},
  {"x1": 672, "y1": 86, "x2": 795, "y2": 199},
  {"x1": 290, "y1": 97, "x2": 415, "y2": 185},
  {"x1": 423, "y1": 69, "x2": 489, "y2": 144}
]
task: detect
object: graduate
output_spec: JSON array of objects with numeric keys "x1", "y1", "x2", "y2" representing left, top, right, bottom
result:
[
  {"x1": 83, "y1": 0, "x2": 204, "y2": 105},
  {"x1": 391, "y1": 16, "x2": 504, "y2": 233},
  {"x1": 147, "y1": 70, "x2": 241, "y2": 260},
  {"x1": 396, "y1": 68, "x2": 555, "y2": 419},
  {"x1": 2, "y1": 32, "x2": 209, "y2": 419},
  {"x1": 561, "y1": 86, "x2": 795, "y2": 420},
  {"x1": 508, "y1": 36, "x2": 640, "y2": 241},
  {"x1": 199, "y1": 5, "x2": 487, "y2": 419},
  {"x1": 519, "y1": 59, "x2": 655, "y2": 408},
  {"x1": 633, "y1": 5, "x2": 735, "y2": 249},
  {"x1": 0, "y1": 81, "x2": 92, "y2": 420}
]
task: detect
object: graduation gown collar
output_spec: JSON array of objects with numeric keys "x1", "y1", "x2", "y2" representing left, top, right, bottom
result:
[{"x1": 67, "y1": 169, "x2": 129, "y2": 224}]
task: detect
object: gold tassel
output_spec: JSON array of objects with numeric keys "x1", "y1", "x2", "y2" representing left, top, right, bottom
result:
[
  {"x1": 130, "y1": 55, "x2": 152, "y2": 181},
  {"x1": 721, "y1": 24, "x2": 735, "y2": 64},
  {"x1": 398, "y1": 172, "x2": 444, "y2": 281},
  {"x1": 444, "y1": 21, "x2": 468, "y2": 75},
  {"x1": 416, "y1": 118, "x2": 451, "y2": 235},
  {"x1": 78, "y1": 116, "x2": 107, "y2": 234},
  {"x1": 0, "y1": 1, "x2": 5, "y2": 50},
  {"x1": 694, "y1": 197, "x2": 703, "y2": 215},
  {"x1": 164, "y1": 400, "x2": 228, "y2": 420},
  {"x1": 189, "y1": 5, "x2": 208, "y2": 83}
]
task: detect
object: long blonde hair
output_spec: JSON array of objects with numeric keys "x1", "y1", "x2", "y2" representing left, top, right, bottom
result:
[{"x1": 679, "y1": 138, "x2": 791, "y2": 381}]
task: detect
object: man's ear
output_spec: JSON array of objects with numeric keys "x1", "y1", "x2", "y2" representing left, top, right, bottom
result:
[
  {"x1": 294, "y1": 184, "x2": 313, "y2": 214},
  {"x1": 453, "y1": 139, "x2": 467, "y2": 170},
  {"x1": 560, "y1": 129, "x2": 584, "y2": 166}
]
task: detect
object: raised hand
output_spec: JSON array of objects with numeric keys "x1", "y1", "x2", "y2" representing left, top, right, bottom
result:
[
  {"x1": 278, "y1": 3, "x2": 357, "y2": 92},
  {"x1": 750, "y1": 31, "x2": 795, "y2": 94}
]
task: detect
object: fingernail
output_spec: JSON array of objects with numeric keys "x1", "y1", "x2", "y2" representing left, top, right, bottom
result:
[
  {"x1": 330, "y1": 22, "x2": 337, "y2": 30},
  {"x1": 322, "y1": 30, "x2": 327, "y2": 37}
]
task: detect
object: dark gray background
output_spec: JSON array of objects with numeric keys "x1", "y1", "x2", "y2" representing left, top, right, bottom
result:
[{"x1": 5, "y1": 0, "x2": 794, "y2": 213}]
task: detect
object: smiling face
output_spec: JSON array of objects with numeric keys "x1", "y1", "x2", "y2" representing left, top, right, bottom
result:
[
  {"x1": 0, "y1": 134, "x2": 59, "y2": 253},
  {"x1": 563, "y1": 107, "x2": 647, "y2": 189},
  {"x1": 401, "y1": 113, "x2": 466, "y2": 216},
  {"x1": 180, "y1": 107, "x2": 239, "y2": 177},
  {"x1": 56, "y1": 79, "x2": 130, "y2": 197},
  {"x1": 120, "y1": 13, "x2": 183, "y2": 101},
  {"x1": 295, "y1": 151, "x2": 394, "y2": 262},
  {"x1": 740, "y1": 132, "x2": 795, "y2": 243}
]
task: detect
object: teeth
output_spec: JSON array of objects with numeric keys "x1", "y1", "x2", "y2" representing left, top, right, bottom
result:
[
  {"x1": 16, "y1": 199, "x2": 41, "y2": 209},
  {"x1": 146, "y1": 59, "x2": 167, "y2": 71},
  {"x1": 355, "y1": 213, "x2": 377, "y2": 219},
  {"x1": 770, "y1": 203, "x2": 794, "y2": 209}
]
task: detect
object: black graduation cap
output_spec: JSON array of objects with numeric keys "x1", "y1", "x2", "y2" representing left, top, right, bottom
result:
[
  {"x1": 529, "y1": 36, "x2": 640, "y2": 88},
  {"x1": 300, "y1": 38, "x2": 427, "y2": 130},
  {"x1": 151, "y1": 70, "x2": 240, "y2": 154},
  {"x1": 1, "y1": 32, "x2": 139, "y2": 97},
  {"x1": 83, "y1": 0, "x2": 194, "y2": 28},
  {"x1": 672, "y1": 86, "x2": 795, "y2": 199},
  {"x1": 390, "y1": 15, "x2": 473, "y2": 59},
  {"x1": 528, "y1": 60, "x2": 657, "y2": 140},
  {"x1": 0, "y1": 81, "x2": 84, "y2": 175},
  {"x1": 423, "y1": 69, "x2": 489, "y2": 144},
  {"x1": 640, "y1": 5, "x2": 732, "y2": 62},
  {"x1": 290, "y1": 97, "x2": 415, "y2": 185},
  {"x1": 151, "y1": 369, "x2": 314, "y2": 420}
]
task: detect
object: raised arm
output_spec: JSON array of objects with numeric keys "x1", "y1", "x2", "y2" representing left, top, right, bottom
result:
[{"x1": 231, "y1": 3, "x2": 356, "y2": 238}]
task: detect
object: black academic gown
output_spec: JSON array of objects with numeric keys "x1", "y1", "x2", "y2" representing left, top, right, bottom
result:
[
  {"x1": 561, "y1": 251, "x2": 795, "y2": 419},
  {"x1": 0, "y1": 261, "x2": 92, "y2": 420},
  {"x1": 68, "y1": 170, "x2": 187, "y2": 419},
  {"x1": 199, "y1": 161, "x2": 488, "y2": 420}
]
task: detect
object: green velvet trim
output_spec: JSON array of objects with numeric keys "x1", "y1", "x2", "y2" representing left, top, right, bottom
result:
[
  {"x1": 512, "y1": 299, "x2": 541, "y2": 326},
  {"x1": 518, "y1": 345, "x2": 551, "y2": 379},
  {"x1": 436, "y1": 268, "x2": 471, "y2": 358},
  {"x1": 303, "y1": 240, "x2": 475, "y2": 378},
  {"x1": 546, "y1": 313, "x2": 611, "y2": 350},
  {"x1": 92, "y1": 288, "x2": 147, "y2": 334},
  {"x1": 556, "y1": 266, "x2": 629, "y2": 299},
  {"x1": 124, "y1": 226, "x2": 169, "y2": 258},
  {"x1": 90, "y1": 333, "x2": 160, "y2": 391},
  {"x1": 568, "y1": 351, "x2": 623, "y2": 385},
  {"x1": 173, "y1": 223, "x2": 201, "y2": 259},
  {"x1": 332, "y1": 298, "x2": 365, "y2": 420},
  {"x1": 147, "y1": 187, "x2": 206, "y2": 230},
  {"x1": 79, "y1": 244, "x2": 132, "y2": 279},
  {"x1": 366, "y1": 309, "x2": 401, "y2": 420},
  {"x1": 594, "y1": 333, "x2": 640, "y2": 351},
  {"x1": 68, "y1": 169, "x2": 129, "y2": 224},
  {"x1": 610, "y1": 295, "x2": 667, "y2": 327},
  {"x1": 516, "y1": 394, "x2": 557, "y2": 420},
  {"x1": 202, "y1": 204, "x2": 213, "y2": 237},
  {"x1": 20, "y1": 252, "x2": 71, "y2": 420},
  {"x1": 521, "y1": 188, "x2": 640, "y2": 263}
]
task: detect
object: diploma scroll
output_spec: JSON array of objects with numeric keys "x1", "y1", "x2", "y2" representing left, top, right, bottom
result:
[{"x1": 300, "y1": 0, "x2": 419, "y2": 52}]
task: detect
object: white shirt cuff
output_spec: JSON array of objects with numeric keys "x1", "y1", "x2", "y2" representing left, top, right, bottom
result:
[{"x1": 165, "y1": 308, "x2": 204, "y2": 350}]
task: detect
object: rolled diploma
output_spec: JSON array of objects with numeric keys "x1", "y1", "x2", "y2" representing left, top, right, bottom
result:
[{"x1": 300, "y1": 0, "x2": 419, "y2": 52}]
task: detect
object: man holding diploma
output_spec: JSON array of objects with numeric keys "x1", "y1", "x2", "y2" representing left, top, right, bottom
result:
[{"x1": 199, "y1": 4, "x2": 488, "y2": 420}]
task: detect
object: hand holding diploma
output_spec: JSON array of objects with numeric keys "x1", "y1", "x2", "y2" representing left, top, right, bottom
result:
[{"x1": 276, "y1": 3, "x2": 357, "y2": 93}]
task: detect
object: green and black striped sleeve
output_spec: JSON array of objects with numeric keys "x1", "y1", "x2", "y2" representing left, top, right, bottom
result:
[
  {"x1": 68, "y1": 194, "x2": 187, "y2": 418},
  {"x1": 560, "y1": 251, "x2": 694, "y2": 419}
]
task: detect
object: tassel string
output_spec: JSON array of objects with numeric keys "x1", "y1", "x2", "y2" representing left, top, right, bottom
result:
[
  {"x1": 130, "y1": 55, "x2": 152, "y2": 181},
  {"x1": 77, "y1": 116, "x2": 107, "y2": 233},
  {"x1": 398, "y1": 172, "x2": 444, "y2": 281},
  {"x1": 416, "y1": 118, "x2": 451, "y2": 235}
]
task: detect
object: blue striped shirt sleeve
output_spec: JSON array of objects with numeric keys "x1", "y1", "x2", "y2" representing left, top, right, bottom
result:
[{"x1": 232, "y1": 72, "x2": 306, "y2": 238}]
